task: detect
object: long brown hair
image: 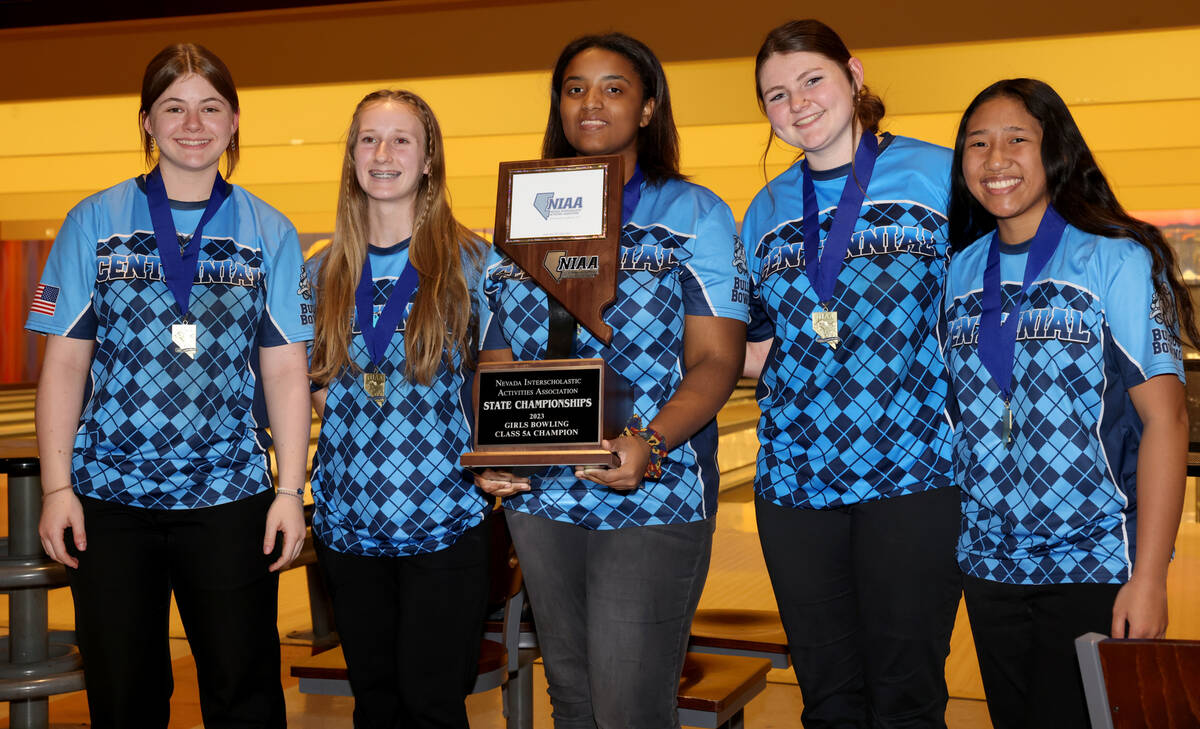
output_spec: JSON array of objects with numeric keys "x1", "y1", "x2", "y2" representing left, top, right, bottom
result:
[
  {"x1": 139, "y1": 43, "x2": 240, "y2": 177},
  {"x1": 309, "y1": 90, "x2": 486, "y2": 386},
  {"x1": 754, "y1": 20, "x2": 885, "y2": 178}
]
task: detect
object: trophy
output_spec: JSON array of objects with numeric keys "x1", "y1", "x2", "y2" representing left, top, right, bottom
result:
[{"x1": 461, "y1": 155, "x2": 633, "y2": 469}]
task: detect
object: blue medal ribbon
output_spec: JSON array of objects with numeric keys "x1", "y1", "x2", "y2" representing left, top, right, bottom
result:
[
  {"x1": 800, "y1": 133, "x2": 879, "y2": 305},
  {"x1": 354, "y1": 241, "x2": 420, "y2": 369},
  {"x1": 621, "y1": 164, "x2": 643, "y2": 225},
  {"x1": 145, "y1": 167, "x2": 230, "y2": 320},
  {"x1": 977, "y1": 205, "x2": 1068, "y2": 405}
]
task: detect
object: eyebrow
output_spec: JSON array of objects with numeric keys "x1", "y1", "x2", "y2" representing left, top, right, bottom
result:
[
  {"x1": 564, "y1": 73, "x2": 631, "y2": 84},
  {"x1": 157, "y1": 96, "x2": 226, "y2": 105},
  {"x1": 966, "y1": 125, "x2": 1030, "y2": 136},
  {"x1": 760, "y1": 67, "x2": 824, "y2": 96}
]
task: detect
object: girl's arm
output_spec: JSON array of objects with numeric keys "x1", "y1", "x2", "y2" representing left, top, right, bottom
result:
[
  {"x1": 1112, "y1": 372, "x2": 1188, "y2": 638},
  {"x1": 578, "y1": 315, "x2": 746, "y2": 490},
  {"x1": 260, "y1": 341, "x2": 312, "y2": 572},
  {"x1": 36, "y1": 334, "x2": 95, "y2": 568},
  {"x1": 744, "y1": 338, "x2": 772, "y2": 379}
]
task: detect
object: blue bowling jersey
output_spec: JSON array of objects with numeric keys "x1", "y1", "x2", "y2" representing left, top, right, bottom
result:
[
  {"x1": 482, "y1": 177, "x2": 749, "y2": 529},
  {"x1": 309, "y1": 242, "x2": 491, "y2": 556},
  {"x1": 25, "y1": 177, "x2": 313, "y2": 509},
  {"x1": 742, "y1": 135, "x2": 955, "y2": 510},
  {"x1": 944, "y1": 225, "x2": 1185, "y2": 584}
]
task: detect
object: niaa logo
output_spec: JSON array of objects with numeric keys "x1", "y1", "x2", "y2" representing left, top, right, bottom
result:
[
  {"x1": 533, "y1": 192, "x2": 584, "y2": 220},
  {"x1": 543, "y1": 250, "x2": 599, "y2": 281}
]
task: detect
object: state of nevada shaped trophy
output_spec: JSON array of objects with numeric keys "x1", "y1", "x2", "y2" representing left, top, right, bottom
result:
[{"x1": 462, "y1": 155, "x2": 633, "y2": 469}]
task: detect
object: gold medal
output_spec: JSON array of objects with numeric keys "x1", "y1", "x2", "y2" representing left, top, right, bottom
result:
[
  {"x1": 811, "y1": 307, "x2": 840, "y2": 350},
  {"x1": 363, "y1": 371, "x2": 386, "y2": 406},
  {"x1": 171, "y1": 322, "x2": 197, "y2": 359}
]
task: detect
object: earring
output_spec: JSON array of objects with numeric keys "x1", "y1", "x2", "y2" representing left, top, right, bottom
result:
[
  {"x1": 149, "y1": 136, "x2": 156, "y2": 153},
  {"x1": 229, "y1": 137, "x2": 238, "y2": 152}
]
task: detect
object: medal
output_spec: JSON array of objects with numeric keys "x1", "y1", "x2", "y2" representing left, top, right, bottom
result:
[
  {"x1": 145, "y1": 166, "x2": 229, "y2": 359},
  {"x1": 354, "y1": 242, "x2": 419, "y2": 405},
  {"x1": 977, "y1": 205, "x2": 1067, "y2": 450},
  {"x1": 172, "y1": 322, "x2": 197, "y2": 359},
  {"x1": 1001, "y1": 399, "x2": 1014, "y2": 448},
  {"x1": 811, "y1": 307, "x2": 840, "y2": 349},
  {"x1": 800, "y1": 133, "x2": 879, "y2": 350},
  {"x1": 362, "y1": 371, "x2": 386, "y2": 406}
]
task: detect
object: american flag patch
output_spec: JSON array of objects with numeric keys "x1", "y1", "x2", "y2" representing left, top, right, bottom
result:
[{"x1": 30, "y1": 283, "x2": 59, "y2": 316}]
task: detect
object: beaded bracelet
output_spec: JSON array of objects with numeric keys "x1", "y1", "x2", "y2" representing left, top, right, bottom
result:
[
  {"x1": 276, "y1": 486, "x2": 305, "y2": 499},
  {"x1": 622, "y1": 414, "x2": 667, "y2": 481}
]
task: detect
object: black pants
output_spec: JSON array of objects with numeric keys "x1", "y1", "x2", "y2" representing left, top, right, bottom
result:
[
  {"x1": 315, "y1": 519, "x2": 490, "y2": 729},
  {"x1": 67, "y1": 490, "x2": 285, "y2": 729},
  {"x1": 963, "y1": 574, "x2": 1120, "y2": 729},
  {"x1": 756, "y1": 487, "x2": 961, "y2": 729}
]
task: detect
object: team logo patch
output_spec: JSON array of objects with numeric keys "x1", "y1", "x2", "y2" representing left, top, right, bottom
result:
[
  {"x1": 298, "y1": 265, "x2": 312, "y2": 300},
  {"x1": 30, "y1": 283, "x2": 58, "y2": 316},
  {"x1": 533, "y1": 192, "x2": 585, "y2": 221},
  {"x1": 543, "y1": 250, "x2": 599, "y2": 281},
  {"x1": 1150, "y1": 289, "x2": 1166, "y2": 326},
  {"x1": 732, "y1": 235, "x2": 749, "y2": 277}
]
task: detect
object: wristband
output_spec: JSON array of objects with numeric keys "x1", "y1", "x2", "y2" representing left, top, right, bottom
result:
[
  {"x1": 41, "y1": 485, "x2": 74, "y2": 499},
  {"x1": 276, "y1": 486, "x2": 304, "y2": 499},
  {"x1": 622, "y1": 414, "x2": 667, "y2": 481}
]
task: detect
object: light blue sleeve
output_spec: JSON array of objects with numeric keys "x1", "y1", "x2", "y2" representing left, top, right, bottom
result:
[
  {"x1": 480, "y1": 246, "x2": 509, "y2": 351},
  {"x1": 1102, "y1": 242, "x2": 1185, "y2": 384},
  {"x1": 682, "y1": 199, "x2": 749, "y2": 321},
  {"x1": 741, "y1": 189, "x2": 775, "y2": 342},
  {"x1": 260, "y1": 220, "x2": 315, "y2": 346},
  {"x1": 24, "y1": 211, "x2": 98, "y2": 339}
]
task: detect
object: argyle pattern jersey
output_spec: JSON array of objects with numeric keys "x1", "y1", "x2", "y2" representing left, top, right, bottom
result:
[
  {"x1": 483, "y1": 177, "x2": 749, "y2": 530},
  {"x1": 25, "y1": 177, "x2": 313, "y2": 509},
  {"x1": 944, "y1": 226, "x2": 1184, "y2": 584},
  {"x1": 742, "y1": 135, "x2": 954, "y2": 510},
  {"x1": 309, "y1": 243, "x2": 489, "y2": 556}
]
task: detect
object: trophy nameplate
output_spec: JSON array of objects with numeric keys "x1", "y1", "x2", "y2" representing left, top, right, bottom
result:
[{"x1": 462, "y1": 359, "x2": 633, "y2": 469}]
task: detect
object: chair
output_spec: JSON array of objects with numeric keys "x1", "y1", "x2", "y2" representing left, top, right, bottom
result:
[
  {"x1": 291, "y1": 511, "x2": 537, "y2": 729},
  {"x1": 1075, "y1": 632, "x2": 1200, "y2": 728}
]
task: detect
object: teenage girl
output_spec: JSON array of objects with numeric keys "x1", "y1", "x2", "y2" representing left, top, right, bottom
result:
[
  {"x1": 31, "y1": 43, "x2": 311, "y2": 728},
  {"x1": 944, "y1": 77, "x2": 1193, "y2": 729},
  {"x1": 742, "y1": 19, "x2": 961, "y2": 728},
  {"x1": 307, "y1": 90, "x2": 490, "y2": 729},
  {"x1": 475, "y1": 32, "x2": 748, "y2": 729}
]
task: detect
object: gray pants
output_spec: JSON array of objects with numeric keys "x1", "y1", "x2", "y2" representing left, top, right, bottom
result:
[{"x1": 505, "y1": 510, "x2": 714, "y2": 729}]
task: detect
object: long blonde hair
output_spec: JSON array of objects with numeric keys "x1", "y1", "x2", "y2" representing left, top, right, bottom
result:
[{"x1": 309, "y1": 90, "x2": 486, "y2": 386}]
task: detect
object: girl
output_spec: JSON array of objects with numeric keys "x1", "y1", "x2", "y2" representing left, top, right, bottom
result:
[
  {"x1": 31, "y1": 43, "x2": 311, "y2": 728},
  {"x1": 945, "y1": 77, "x2": 1193, "y2": 729},
  {"x1": 475, "y1": 33, "x2": 748, "y2": 729},
  {"x1": 307, "y1": 90, "x2": 491, "y2": 729},
  {"x1": 741, "y1": 19, "x2": 961, "y2": 728}
]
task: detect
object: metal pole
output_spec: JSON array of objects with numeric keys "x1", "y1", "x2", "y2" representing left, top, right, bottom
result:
[{"x1": 7, "y1": 461, "x2": 49, "y2": 729}]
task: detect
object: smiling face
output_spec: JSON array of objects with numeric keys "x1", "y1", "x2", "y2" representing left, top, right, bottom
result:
[
  {"x1": 141, "y1": 73, "x2": 238, "y2": 180},
  {"x1": 353, "y1": 100, "x2": 429, "y2": 209},
  {"x1": 558, "y1": 47, "x2": 654, "y2": 171},
  {"x1": 758, "y1": 50, "x2": 862, "y2": 170},
  {"x1": 962, "y1": 95, "x2": 1050, "y2": 244}
]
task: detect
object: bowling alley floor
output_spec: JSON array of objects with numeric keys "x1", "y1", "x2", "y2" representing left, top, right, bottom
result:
[{"x1": 3, "y1": 477, "x2": 1198, "y2": 729}]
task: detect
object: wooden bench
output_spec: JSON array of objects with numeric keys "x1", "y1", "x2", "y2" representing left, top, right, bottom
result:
[
  {"x1": 688, "y1": 608, "x2": 790, "y2": 670},
  {"x1": 292, "y1": 649, "x2": 770, "y2": 729}
]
